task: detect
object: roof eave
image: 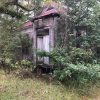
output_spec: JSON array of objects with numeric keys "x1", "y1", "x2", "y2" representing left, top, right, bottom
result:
[{"x1": 31, "y1": 13, "x2": 60, "y2": 22}]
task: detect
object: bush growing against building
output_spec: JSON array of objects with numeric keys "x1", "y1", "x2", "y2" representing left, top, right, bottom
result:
[{"x1": 37, "y1": 48, "x2": 100, "y2": 87}]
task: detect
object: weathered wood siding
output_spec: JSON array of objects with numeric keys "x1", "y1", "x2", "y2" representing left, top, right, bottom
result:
[
  {"x1": 37, "y1": 36, "x2": 44, "y2": 62},
  {"x1": 21, "y1": 27, "x2": 34, "y2": 39},
  {"x1": 43, "y1": 35, "x2": 50, "y2": 64}
]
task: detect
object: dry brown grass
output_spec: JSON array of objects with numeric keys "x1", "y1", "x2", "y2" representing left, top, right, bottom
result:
[{"x1": 0, "y1": 70, "x2": 100, "y2": 100}]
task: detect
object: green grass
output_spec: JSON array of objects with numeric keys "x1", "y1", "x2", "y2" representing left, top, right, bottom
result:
[{"x1": 0, "y1": 70, "x2": 100, "y2": 100}]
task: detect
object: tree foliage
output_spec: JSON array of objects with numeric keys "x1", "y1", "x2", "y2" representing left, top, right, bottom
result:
[{"x1": 36, "y1": 0, "x2": 100, "y2": 87}]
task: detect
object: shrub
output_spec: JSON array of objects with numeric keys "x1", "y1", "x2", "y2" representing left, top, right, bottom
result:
[
  {"x1": 37, "y1": 50, "x2": 50, "y2": 57},
  {"x1": 37, "y1": 48, "x2": 71, "y2": 66},
  {"x1": 20, "y1": 60, "x2": 34, "y2": 70},
  {"x1": 69, "y1": 48, "x2": 94, "y2": 64},
  {"x1": 37, "y1": 48, "x2": 100, "y2": 87},
  {"x1": 0, "y1": 58, "x2": 16, "y2": 74},
  {"x1": 54, "y1": 63, "x2": 100, "y2": 87}
]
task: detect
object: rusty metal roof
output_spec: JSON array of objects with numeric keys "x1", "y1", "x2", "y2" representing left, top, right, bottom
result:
[
  {"x1": 32, "y1": 6, "x2": 60, "y2": 21},
  {"x1": 23, "y1": 21, "x2": 33, "y2": 28},
  {"x1": 21, "y1": 6, "x2": 60, "y2": 29},
  {"x1": 19, "y1": 21, "x2": 33, "y2": 30}
]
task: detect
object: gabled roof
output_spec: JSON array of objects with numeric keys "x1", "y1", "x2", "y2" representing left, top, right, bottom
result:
[
  {"x1": 31, "y1": 6, "x2": 60, "y2": 21},
  {"x1": 23, "y1": 21, "x2": 33, "y2": 28},
  {"x1": 19, "y1": 21, "x2": 33, "y2": 30},
  {"x1": 21, "y1": 5, "x2": 60, "y2": 29}
]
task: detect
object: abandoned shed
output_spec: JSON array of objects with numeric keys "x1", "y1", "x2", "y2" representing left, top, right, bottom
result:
[
  {"x1": 20, "y1": 5, "x2": 87, "y2": 66},
  {"x1": 20, "y1": 5, "x2": 60, "y2": 65}
]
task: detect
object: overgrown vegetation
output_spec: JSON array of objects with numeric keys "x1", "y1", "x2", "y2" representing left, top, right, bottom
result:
[
  {"x1": 0, "y1": 27, "x2": 33, "y2": 73},
  {"x1": 0, "y1": 70, "x2": 100, "y2": 100},
  {"x1": 37, "y1": 47, "x2": 100, "y2": 88},
  {"x1": 0, "y1": 0, "x2": 100, "y2": 99},
  {"x1": 41, "y1": 0, "x2": 100, "y2": 89}
]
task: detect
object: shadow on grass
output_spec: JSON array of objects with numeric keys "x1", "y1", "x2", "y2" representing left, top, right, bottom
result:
[{"x1": 15, "y1": 69, "x2": 60, "y2": 86}]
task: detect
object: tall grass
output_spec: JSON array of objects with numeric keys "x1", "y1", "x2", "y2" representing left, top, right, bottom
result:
[{"x1": 0, "y1": 70, "x2": 100, "y2": 100}]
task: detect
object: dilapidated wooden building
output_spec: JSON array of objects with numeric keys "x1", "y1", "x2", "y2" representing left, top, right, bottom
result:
[
  {"x1": 21, "y1": 5, "x2": 87, "y2": 67},
  {"x1": 21, "y1": 5, "x2": 60, "y2": 65}
]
